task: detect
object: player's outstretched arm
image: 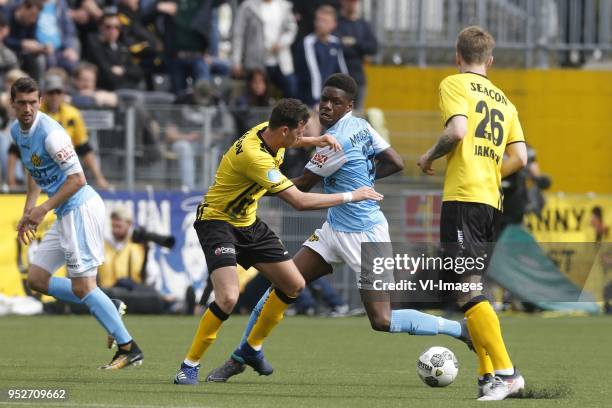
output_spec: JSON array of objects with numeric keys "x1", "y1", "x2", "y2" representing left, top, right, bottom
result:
[
  {"x1": 375, "y1": 147, "x2": 404, "y2": 179},
  {"x1": 417, "y1": 115, "x2": 467, "y2": 175},
  {"x1": 292, "y1": 133, "x2": 342, "y2": 151},
  {"x1": 501, "y1": 141, "x2": 528, "y2": 178},
  {"x1": 277, "y1": 185, "x2": 383, "y2": 211},
  {"x1": 291, "y1": 168, "x2": 323, "y2": 192}
]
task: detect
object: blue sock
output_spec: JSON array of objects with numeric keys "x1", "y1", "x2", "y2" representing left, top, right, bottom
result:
[
  {"x1": 82, "y1": 287, "x2": 132, "y2": 345},
  {"x1": 389, "y1": 309, "x2": 462, "y2": 338},
  {"x1": 239, "y1": 288, "x2": 272, "y2": 347},
  {"x1": 48, "y1": 277, "x2": 83, "y2": 304}
]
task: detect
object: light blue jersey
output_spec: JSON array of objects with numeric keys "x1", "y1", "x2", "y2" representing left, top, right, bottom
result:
[
  {"x1": 306, "y1": 112, "x2": 390, "y2": 232},
  {"x1": 11, "y1": 112, "x2": 96, "y2": 217}
]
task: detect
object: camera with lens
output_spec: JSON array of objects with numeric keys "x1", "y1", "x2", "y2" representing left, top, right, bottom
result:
[{"x1": 132, "y1": 227, "x2": 176, "y2": 249}]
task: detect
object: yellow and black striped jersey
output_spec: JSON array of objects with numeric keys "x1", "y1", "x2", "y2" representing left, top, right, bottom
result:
[
  {"x1": 197, "y1": 122, "x2": 293, "y2": 227},
  {"x1": 439, "y1": 72, "x2": 525, "y2": 209}
]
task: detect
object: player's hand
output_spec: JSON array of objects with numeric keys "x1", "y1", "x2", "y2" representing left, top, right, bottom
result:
[
  {"x1": 316, "y1": 134, "x2": 342, "y2": 151},
  {"x1": 26, "y1": 204, "x2": 50, "y2": 228},
  {"x1": 351, "y1": 186, "x2": 384, "y2": 202},
  {"x1": 17, "y1": 211, "x2": 37, "y2": 245},
  {"x1": 417, "y1": 154, "x2": 435, "y2": 176}
]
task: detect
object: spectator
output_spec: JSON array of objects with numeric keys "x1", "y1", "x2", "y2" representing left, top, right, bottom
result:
[
  {"x1": 232, "y1": 68, "x2": 275, "y2": 135},
  {"x1": 5, "y1": 0, "x2": 47, "y2": 80},
  {"x1": 117, "y1": 0, "x2": 163, "y2": 90},
  {"x1": 591, "y1": 207, "x2": 610, "y2": 243},
  {"x1": 295, "y1": 5, "x2": 348, "y2": 106},
  {"x1": 232, "y1": 0, "x2": 298, "y2": 98},
  {"x1": 3, "y1": 69, "x2": 29, "y2": 189},
  {"x1": 0, "y1": 13, "x2": 19, "y2": 75},
  {"x1": 98, "y1": 206, "x2": 174, "y2": 314},
  {"x1": 290, "y1": 0, "x2": 340, "y2": 40},
  {"x1": 35, "y1": 0, "x2": 80, "y2": 73},
  {"x1": 41, "y1": 73, "x2": 110, "y2": 188},
  {"x1": 67, "y1": 0, "x2": 107, "y2": 60},
  {"x1": 99, "y1": 206, "x2": 145, "y2": 289},
  {"x1": 335, "y1": 0, "x2": 378, "y2": 109},
  {"x1": 70, "y1": 62, "x2": 118, "y2": 108},
  {"x1": 157, "y1": 0, "x2": 212, "y2": 94},
  {"x1": 294, "y1": 277, "x2": 349, "y2": 316},
  {"x1": 86, "y1": 9, "x2": 143, "y2": 91},
  {"x1": 163, "y1": 80, "x2": 232, "y2": 190}
]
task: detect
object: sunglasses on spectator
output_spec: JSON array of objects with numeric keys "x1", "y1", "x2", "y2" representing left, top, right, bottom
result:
[{"x1": 104, "y1": 24, "x2": 121, "y2": 30}]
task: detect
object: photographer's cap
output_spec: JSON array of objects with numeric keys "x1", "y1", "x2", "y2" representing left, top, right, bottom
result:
[{"x1": 110, "y1": 205, "x2": 133, "y2": 222}]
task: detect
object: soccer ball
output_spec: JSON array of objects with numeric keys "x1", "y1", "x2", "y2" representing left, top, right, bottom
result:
[{"x1": 416, "y1": 346, "x2": 459, "y2": 387}]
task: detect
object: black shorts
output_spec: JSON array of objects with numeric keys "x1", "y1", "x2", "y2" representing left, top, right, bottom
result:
[
  {"x1": 194, "y1": 216, "x2": 291, "y2": 273},
  {"x1": 440, "y1": 201, "x2": 500, "y2": 276}
]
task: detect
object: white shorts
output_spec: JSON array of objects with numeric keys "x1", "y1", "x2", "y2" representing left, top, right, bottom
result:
[
  {"x1": 303, "y1": 221, "x2": 393, "y2": 289},
  {"x1": 31, "y1": 194, "x2": 106, "y2": 277}
]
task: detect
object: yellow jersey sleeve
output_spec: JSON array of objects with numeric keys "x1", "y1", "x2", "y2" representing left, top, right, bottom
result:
[
  {"x1": 507, "y1": 110, "x2": 525, "y2": 145},
  {"x1": 71, "y1": 109, "x2": 89, "y2": 146},
  {"x1": 245, "y1": 150, "x2": 293, "y2": 194},
  {"x1": 439, "y1": 76, "x2": 468, "y2": 126}
]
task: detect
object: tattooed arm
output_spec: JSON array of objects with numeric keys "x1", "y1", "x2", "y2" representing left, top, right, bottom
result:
[{"x1": 417, "y1": 115, "x2": 467, "y2": 175}]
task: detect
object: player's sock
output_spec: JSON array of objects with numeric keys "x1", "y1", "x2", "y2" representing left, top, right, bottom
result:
[
  {"x1": 246, "y1": 288, "x2": 295, "y2": 349},
  {"x1": 48, "y1": 277, "x2": 83, "y2": 304},
  {"x1": 239, "y1": 288, "x2": 272, "y2": 346},
  {"x1": 389, "y1": 309, "x2": 462, "y2": 337},
  {"x1": 463, "y1": 296, "x2": 513, "y2": 373},
  {"x1": 186, "y1": 302, "x2": 228, "y2": 363},
  {"x1": 471, "y1": 330, "x2": 495, "y2": 376},
  {"x1": 82, "y1": 287, "x2": 132, "y2": 345}
]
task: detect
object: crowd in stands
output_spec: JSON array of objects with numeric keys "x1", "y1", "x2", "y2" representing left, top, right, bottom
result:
[{"x1": 0, "y1": 0, "x2": 378, "y2": 190}]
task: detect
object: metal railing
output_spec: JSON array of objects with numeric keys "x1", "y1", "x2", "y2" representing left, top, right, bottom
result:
[
  {"x1": 366, "y1": 0, "x2": 612, "y2": 67},
  {"x1": 88, "y1": 105, "x2": 445, "y2": 192}
]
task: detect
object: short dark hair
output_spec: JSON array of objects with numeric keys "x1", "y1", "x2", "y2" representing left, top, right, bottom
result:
[
  {"x1": 592, "y1": 206, "x2": 603, "y2": 220},
  {"x1": 323, "y1": 73, "x2": 357, "y2": 101},
  {"x1": 269, "y1": 98, "x2": 310, "y2": 130},
  {"x1": 11, "y1": 77, "x2": 39, "y2": 101},
  {"x1": 22, "y1": 0, "x2": 44, "y2": 9}
]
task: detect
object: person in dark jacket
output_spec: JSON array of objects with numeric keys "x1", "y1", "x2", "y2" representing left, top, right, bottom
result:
[
  {"x1": 334, "y1": 0, "x2": 377, "y2": 109},
  {"x1": 86, "y1": 9, "x2": 143, "y2": 90},
  {"x1": 294, "y1": 5, "x2": 347, "y2": 107}
]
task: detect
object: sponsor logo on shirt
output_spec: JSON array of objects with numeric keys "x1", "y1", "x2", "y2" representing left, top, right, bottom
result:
[
  {"x1": 55, "y1": 145, "x2": 76, "y2": 164},
  {"x1": 30, "y1": 154, "x2": 42, "y2": 167},
  {"x1": 214, "y1": 246, "x2": 236, "y2": 256},
  {"x1": 309, "y1": 152, "x2": 328, "y2": 168}
]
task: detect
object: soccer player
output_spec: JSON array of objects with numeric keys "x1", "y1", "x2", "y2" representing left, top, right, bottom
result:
[
  {"x1": 173, "y1": 98, "x2": 383, "y2": 385},
  {"x1": 11, "y1": 77, "x2": 143, "y2": 369},
  {"x1": 205, "y1": 73, "x2": 472, "y2": 384},
  {"x1": 416, "y1": 26, "x2": 527, "y2": 400}
]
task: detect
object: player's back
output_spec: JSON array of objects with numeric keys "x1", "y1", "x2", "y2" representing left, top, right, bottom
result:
[
  {"x1": 200, "y1": 122, "x2": 292, "y2": 227},
  {"x1": 439, "y1": 72, "x2": 524, "y2": 209},
  {"x1": 306, "y1": 112, "x2": 390, "y2": 232}
]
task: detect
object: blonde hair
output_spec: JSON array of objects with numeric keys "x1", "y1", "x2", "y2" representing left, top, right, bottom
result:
[{"x1": 456, "y1": 26, "x2": 495, "y2": 64}]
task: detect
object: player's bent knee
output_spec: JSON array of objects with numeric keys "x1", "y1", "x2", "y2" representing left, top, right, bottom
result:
[
  {"x1": 27, "y1": 266, "x2": 51, "y2": 293},
  {"x1": 283, "y1": 278, "x2": 305, "y2": 298},
  {"x1": 216, "y1": 291, "x2": 239, "y2": 314},
  {"x1": 71, "y1": 275, "x2": 98, "y2": 299}
]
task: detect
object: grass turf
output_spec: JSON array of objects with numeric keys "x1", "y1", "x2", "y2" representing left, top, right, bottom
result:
[{"x1": 0, "y1": 314, "x2": 610, "y2": 407}]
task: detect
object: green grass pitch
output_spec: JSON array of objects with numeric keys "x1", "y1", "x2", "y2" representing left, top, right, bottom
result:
[{"x1": 1, "y1": 314, "x2": 610, "y2": 407}]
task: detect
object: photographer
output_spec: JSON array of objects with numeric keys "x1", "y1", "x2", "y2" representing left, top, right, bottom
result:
[{"x1": 98, "y1": 206, "x2": 175, "y2": 313}]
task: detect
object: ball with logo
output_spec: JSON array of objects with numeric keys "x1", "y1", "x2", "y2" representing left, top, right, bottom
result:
[{"x1": 416, "y1": 346, "x2": 459, "y2": 387}]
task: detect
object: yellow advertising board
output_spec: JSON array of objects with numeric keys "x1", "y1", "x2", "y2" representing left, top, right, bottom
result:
[{"x1": 0, "y1": 194, "x2": 57, "y2": 297}]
